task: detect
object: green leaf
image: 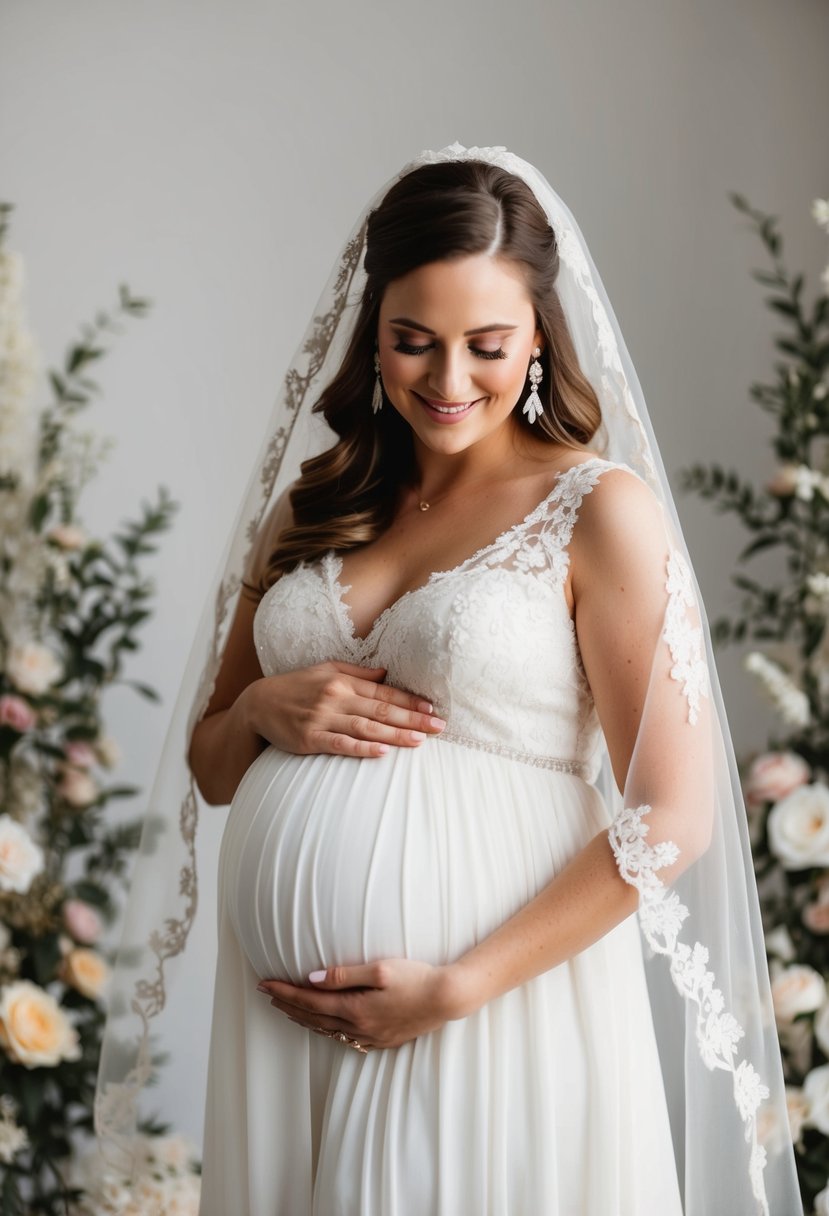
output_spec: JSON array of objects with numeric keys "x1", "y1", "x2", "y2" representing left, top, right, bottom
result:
[{"x1": 120, "y1": 679, "x2": 161, "y2": 702}]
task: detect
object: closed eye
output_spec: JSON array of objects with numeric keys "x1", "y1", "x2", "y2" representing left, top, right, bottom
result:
[{"x1": 392, "y1": 340, "x2": 507, "y2": 361}]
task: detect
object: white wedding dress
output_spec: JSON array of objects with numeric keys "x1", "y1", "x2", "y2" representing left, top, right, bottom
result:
[{"x1": 199, "y1": 456, "x2": 684, "y2": 1215}]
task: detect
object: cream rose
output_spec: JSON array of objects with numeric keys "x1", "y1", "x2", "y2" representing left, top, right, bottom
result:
[
  {"x1": 771, "y1": 963, "x2": 826, "y2": 1024},
  {"x1": 0, "y1": 980, "x2": 80, "y2": 1067},
  {"x1": 744, "y1": 751, "x2": 811, "y2": 807},
  {"x1": 766, "y1": 463, "x2": 799, "y2": 497},
  {"x1": 93, "y1": 733, "x2": 122, "y2": 769},
  {"x1": 805, "y1": 1065, "x2": 829, "y2": 1135},
  {"x1": 768, "y1": 783, "x2": 829, "y2": 869},
  {"x1": 46, "y1": 522, "x2": 86, "y2": 550},
  {"x1": 60, "y1": 947, "x2": 109, "y2": 1000},
  {"x1": 0, "y1": 814, "x2": 44, "y2": 894},
  {"x1": 6, "y1": 641, "x2": 62, "y2": 696},
  {"x1": 56, "y1": 766, "x2": 98, "y2": 808}
]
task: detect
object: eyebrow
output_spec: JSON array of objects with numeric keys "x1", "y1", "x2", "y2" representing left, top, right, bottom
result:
[{"x1": 388, "y1": 316, "x2": 519, "y2": 336}]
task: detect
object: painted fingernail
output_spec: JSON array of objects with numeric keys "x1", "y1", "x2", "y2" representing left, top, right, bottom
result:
[
  {"x1": 256, "y1": 983, "x2": 268, "y2": 993},
  {"x1": 409, "y1": 730, "x2": 426, "y2": 742},
  {"x1": 417, "y1": 700, "x2": 433, "y2": 714},
  {"x1": 309, "y1": 969, "x2": 327, "y2": 983},
  {"x1": 430, "y1": 717, "x2": 446, "y2": 730}
]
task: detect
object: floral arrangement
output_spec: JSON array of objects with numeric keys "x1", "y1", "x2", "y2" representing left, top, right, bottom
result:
[
  {"x1": 680, "y1": 192, "x2": 829, "y2": 1214},
  {"x1": 0, "y1": 202, "x2": 198, "y2": 1214}
]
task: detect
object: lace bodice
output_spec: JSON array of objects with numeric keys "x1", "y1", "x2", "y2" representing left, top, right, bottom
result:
[{"x1": 253, "y1": 457, "x2": 640, "y2": 783}]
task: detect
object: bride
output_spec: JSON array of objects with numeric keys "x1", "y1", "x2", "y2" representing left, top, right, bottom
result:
[{"x1": 96, "y1": 145, "x2": 802, "y2": 1215}]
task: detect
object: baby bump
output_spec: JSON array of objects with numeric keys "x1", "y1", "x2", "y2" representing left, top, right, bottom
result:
[{"x1": 220, "y1": 739, "x2": 608, "y2": 985}]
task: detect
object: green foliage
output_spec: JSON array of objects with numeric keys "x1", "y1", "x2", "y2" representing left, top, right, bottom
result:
[
  {"x1": 681, "y1": 192, "x2": 829, "y2": 1213},
  {"x1": 0, "y1": 204, "x2": 180, "y2": 1211}
]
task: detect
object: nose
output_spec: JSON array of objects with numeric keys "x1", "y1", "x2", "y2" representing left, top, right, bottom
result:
[{"x1": 425, "y1": 348, "x2": 475, "y2": 403}]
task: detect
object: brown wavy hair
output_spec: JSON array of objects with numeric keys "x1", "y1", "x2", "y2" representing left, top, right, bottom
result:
[{"x1": 248, "y1": 159, "x2": 602, "y2": 592}]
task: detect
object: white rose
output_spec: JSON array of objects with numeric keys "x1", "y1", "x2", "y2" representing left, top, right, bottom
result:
[
  {"x1": 771, "y1": 963, "x2": 826, "y2": 1024},
  {"x1": 816, "y1": 1001, "x2": 829, "y2": 1058},
  {"x1": 0, "y1": 980, "x2": 80, "y2": 1068},
  {"x1": 786, "y1": 1085, "x2": 810, "y2": 1145},
  {"x1": 768, "y1": 784, "x2": 829, "y2": 869},
  {"x1": 6, "y1": 641, "x2": 62, "y2": 696},
  {"x1": 815, "y1": 1182, "x2": 829, "y2": 1216},
  {"x1": 764, "y1": 925, "x2": 796, "y2": 962},
  {"x1": 805, "y1": 1065, "x2": 829, "y2": 1135},
  {"x1": 0, "y1": 814, "x2": 44, "y2": 894}
]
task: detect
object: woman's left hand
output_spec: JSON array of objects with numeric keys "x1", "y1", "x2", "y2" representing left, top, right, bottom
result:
[{"x1": 256, "y1": 958, "x2": 470, "y2": 1050}]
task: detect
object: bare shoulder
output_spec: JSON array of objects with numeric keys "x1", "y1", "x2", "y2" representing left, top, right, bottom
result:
[{"x1": 568, "y1": 458, "x2": 668, "y2": 583}]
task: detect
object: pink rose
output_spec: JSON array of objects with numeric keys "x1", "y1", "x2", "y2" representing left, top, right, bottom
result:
[
  {"x1": 766, "y1": 464, "x2": 799, "y2": 497},
  {"x1": 62, "y1": 899, "x2": 102, "y2": 945},
  {"x1": 744, "y1": 751, "x2": 811, "y2": 808},
  {"x1": 804, "y1": 877, "x2": 829, "y2": 935},
  {"x1": 0, "y1": 694, "x2": 36, "y2": 733},
  {"x1": 63, "y1": 741, "x2": 97, "y2": 770}
]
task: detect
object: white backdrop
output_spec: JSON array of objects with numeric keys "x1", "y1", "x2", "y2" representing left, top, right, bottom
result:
[{"x1": 1, "y1": 0, "x2": 828, "y2": 1143}]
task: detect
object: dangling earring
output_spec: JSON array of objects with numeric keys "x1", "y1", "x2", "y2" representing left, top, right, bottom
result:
[
  {"x1": 522, "y1": 347, "x2": 544, "y2": 424},
  {"x1": 371, "y1": 347, "x2": 383, "y2": 414}
]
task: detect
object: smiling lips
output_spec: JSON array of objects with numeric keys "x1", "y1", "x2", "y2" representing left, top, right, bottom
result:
[{"x1": 416, "y1": 393, "x2": 483, "y2": 422}]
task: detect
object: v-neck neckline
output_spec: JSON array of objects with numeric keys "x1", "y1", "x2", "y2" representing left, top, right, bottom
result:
[{"x1": 323, "y1": 456, "x2": 605, "y2": 647}]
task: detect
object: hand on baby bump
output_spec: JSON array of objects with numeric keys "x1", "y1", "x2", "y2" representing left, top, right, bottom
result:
[
  {"x1": 246, "y1": 660, "x2": 446, "y2": 758},
  {"x1": 256, "y1": 958, "x2": 468, "y2": 1050}
]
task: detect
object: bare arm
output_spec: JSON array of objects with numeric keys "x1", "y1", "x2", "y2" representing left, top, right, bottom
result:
[{"x1": 445, "y1": 468, "x2": 714, "y2": 1015}]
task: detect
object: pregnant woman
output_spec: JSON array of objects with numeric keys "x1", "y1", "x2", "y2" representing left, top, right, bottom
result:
[{"x1": 95, "y1": 145, "x2": 801, "y2": 1215}]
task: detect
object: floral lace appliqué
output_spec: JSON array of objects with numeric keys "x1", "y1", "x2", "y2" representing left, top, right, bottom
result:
[
  {"x1": 664, "y1": 548, "x2": 709, "y2": 725},
  {"x1": 608, "y1": 803, "x2": 770, "y2": 1216}
]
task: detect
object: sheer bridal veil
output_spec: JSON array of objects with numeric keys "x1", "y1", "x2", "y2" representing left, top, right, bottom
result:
[{"x1": 94, "y1": 142, "x2": 802, "y2": 1214}]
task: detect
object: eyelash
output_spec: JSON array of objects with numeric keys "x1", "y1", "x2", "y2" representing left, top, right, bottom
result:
[{"x1": 392, "y1": 340, "x2": 508, "y2": 361}]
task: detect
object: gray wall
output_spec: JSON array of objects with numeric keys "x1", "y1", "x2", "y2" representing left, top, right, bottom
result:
[{"x1": 2, "y1": 0, "x2": 828, "y2": 1144}]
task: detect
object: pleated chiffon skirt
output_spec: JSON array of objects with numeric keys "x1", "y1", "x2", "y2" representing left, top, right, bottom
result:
[{"x1": 199, "y1": 738, "x2": 684, "y2": 1215}]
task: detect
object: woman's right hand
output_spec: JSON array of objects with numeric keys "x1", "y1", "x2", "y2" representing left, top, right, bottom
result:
[{"x1": 242, "y1": 661, "x2": 447, "y2": 758}]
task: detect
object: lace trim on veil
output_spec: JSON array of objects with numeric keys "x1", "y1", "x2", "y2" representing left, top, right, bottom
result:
[{"x1": 608, "y1": 550, "x2": 771, "y2": 1216}]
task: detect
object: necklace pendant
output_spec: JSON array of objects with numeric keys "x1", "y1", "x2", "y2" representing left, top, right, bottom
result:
[{"x1": 419, "y1": 501, "x2": 430, "y2": 512}]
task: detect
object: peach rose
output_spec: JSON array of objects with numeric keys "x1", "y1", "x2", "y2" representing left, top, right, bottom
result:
[
  {"x1": 60, "y1": 947, "x2": 109, "y2": 1000},
  {"x1": 0, "y1": 814, "x2": 44, "y2": 894},
  {"x1": 56, "y1": 766, "x2": 98, "y2": 809},
  {"x1": 786, "y1": 1086, "x2": 810, "y2": 1145},
  {"x1": 744, "y1": 751, "x2": 811, "y2": 808},
  {"x1": 771, "y1": 963, "x2": 826, "y2": 1024},
  {"x1": 62, "y1": 898, "x2": 102, "y2": 944},
  {"x1": 0, "y1": 694, "x2": 36, "y2": 733},
  {"x1": 6, "y1": 641, "x2": 63, "y2": 696},
  {"x1": 0, "y1": 980, "x2": 80, "y2": 1067}
]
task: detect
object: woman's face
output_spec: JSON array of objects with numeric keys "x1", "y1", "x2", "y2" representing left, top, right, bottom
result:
[{"x1": 376, "y1": 253, "x2": 544, "y2": 459}]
